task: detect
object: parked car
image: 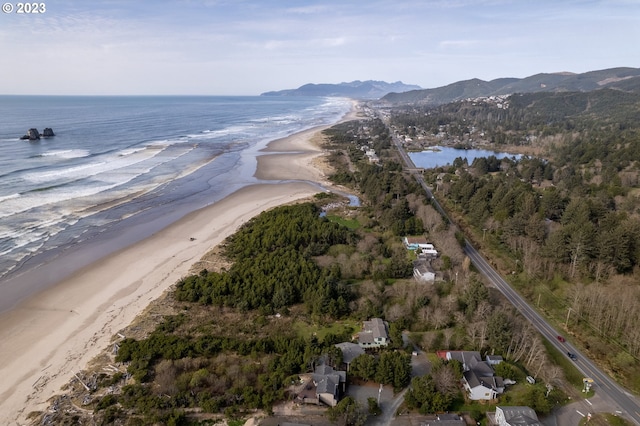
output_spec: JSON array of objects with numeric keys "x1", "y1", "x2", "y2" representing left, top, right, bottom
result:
[
  {"x1": 557, "y1": 335, "x2": 565, "y2": 342},
  {"x1": 567, "y1": 352, "x2": 577, "y2": 360}
]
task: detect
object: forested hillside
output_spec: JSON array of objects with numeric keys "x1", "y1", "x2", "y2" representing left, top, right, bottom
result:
[
  {"x1": 390, "y1": 88, "x2": 640, "y2": 390},
  {"x1": 381, "y1": 66, "x2": 640, "y2": 105}
]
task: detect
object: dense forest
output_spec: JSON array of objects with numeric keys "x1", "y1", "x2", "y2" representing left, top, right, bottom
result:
[{"x1": 390, "y1": 88, "x2": 640, "y2": 390}]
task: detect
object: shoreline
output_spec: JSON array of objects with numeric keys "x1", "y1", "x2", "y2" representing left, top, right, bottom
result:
[{"x1": 0, "y1": 101, "x2": 361, "y2": 423}]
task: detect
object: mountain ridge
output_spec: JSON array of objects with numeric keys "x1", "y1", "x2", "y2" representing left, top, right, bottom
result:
[
  {"x1": 380, "y1": 66, "x2": 640, "y2": 105},
  {"x1": 260, "y1": 80, "x2": 422, "y2": 99}
]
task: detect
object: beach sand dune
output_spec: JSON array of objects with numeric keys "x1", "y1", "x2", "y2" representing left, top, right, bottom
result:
[{"x1": 0, "y1": 106, "x2": 359, "y2": 422}]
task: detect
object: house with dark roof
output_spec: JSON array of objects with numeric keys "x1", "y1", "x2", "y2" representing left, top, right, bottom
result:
[
  {"x1": 297, "y1": 364, "x2": 346, "y2": 407},
  {"x1": 358, "y1": 318, "x2": 389, "y2": 348},
  {"x1": 419, "y1": 413, "x2": 466, "y2": 425},
  {"x1": 493, "y1": 406, "x2": 543, "y2": 426},
  {"x1": 486, "y1": 355, "x2": 504, "y2": 366},
  {"x1": 335, "y1": 342, "x2": 365, "y2": 371},
  {"x1": 445, "y1": 350, "x2": 505, "y2": 401},
  {"x1": 463, "y1": 371, "x2": 504, "y2": 400},
  {"x1": 445, "y1": 350, "x2": 482, "y2": 370}
]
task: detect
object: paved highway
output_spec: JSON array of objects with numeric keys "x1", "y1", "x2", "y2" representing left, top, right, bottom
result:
[
  {"x1": 382, "y1": 118, "x2": 640, "y2": 425},
  {"x1": 466, "y1": 243, "x2": 640, "y2": 425}
]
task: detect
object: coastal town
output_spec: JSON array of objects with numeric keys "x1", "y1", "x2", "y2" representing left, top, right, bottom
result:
[{"x1": 27, "y1": 112, "x2": 592, "y2": 426}]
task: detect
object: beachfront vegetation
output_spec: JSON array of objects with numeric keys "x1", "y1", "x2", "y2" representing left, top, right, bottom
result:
[{"x1": 174, "y1": 203, "x2": 355, "y2": 316}]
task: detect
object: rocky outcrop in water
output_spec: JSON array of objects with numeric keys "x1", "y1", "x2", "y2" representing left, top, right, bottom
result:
[
  {"x1": 20, "y1": 128, "x2": 41, "y2": 140},
  {"x1": 19, "y1": 128, "x2": 55, "y2": 140}
]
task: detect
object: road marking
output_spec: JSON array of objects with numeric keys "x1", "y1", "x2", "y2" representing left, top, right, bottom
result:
[
  {"x1": 585, "y1": 399, "x2": 592, "y2": 406},
  {"x1": 576, "y1": 410, "x2": 585, "y2": 417}
]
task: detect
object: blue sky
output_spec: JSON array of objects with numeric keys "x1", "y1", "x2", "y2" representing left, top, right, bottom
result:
[{"x1": 0, "y1": 0, "x2": 637, "y2": 95}]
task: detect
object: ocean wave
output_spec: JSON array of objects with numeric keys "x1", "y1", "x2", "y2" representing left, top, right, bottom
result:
[
  {"x1": 23, "y1": 161, "x2": 108, "y2": 183},
  {"x1": 199, "y1": 125, "x2": 253, "y2": 138},
  {"x1": 40, "y1": 149, "x2": 91, "y2": 159},
  {"x1": 23, "y1": 144, "x2": 169, "y2": 184},
  {"x1": 0, "y1": 193, "x2": 20, "y2": 203},
  {"x1": 0, "y1": 144, "x2": 203, "y2": 221},
  {"x1": 118, "y1": 147, "x2": 149, "y2": 156}
]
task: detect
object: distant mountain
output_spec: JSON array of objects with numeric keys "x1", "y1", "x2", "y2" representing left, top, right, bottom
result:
[
  {"x1": 380, "y1": 67, "x2": 640, "y2": 106},
  {"x1": 261, "y1": 80, "x2": 422, "y2": 99}
]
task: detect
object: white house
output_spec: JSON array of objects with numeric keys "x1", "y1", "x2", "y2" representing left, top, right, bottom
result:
[
  {"x1": 413, "y1": 260, "x2": 435, "y2": 282},
  {"x1": 403, "y1": 236, "x2": 431, "y2": 250},
  {"x1": 446, "y1": 351, "x2": 505, "y2": 401},
  {"x1": 404, "y1": 237, "x2": 439, "y2": 258},
  {"x1": 463, "y1": 371, "x2": 504, "y2": 401}
]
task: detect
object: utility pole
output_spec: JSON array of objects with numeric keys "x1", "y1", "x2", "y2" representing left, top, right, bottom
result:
[{"x1": 482, "y1": 228, "x2": 487, "y2": 241}]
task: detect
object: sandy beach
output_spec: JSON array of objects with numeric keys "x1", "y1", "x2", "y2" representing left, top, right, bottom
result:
[{"x1": 0, "y1": 103, "x2": 360, "y2": 423}]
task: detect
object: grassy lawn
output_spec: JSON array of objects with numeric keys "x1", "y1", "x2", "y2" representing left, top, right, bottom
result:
[
  {"x1": 292, "y1": 318, "x2": 359, "y2": 342},
  {"x1": 326, "y1": 214, "x2": 360, "y2": 230},
  {"x1": 541, "y1": 339, "x2": 584, "y2": 388}
]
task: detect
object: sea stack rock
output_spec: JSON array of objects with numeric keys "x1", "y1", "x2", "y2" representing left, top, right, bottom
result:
[
  {"x1": 20, "y1": 128, "x2": 41, "y2": 140},
  {"x1": 42, "y1": 128, "x2": 55, "y2": 137}
]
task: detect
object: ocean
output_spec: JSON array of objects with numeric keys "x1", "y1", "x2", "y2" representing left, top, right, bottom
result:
[{"x1": 0, "y1": 95, "x2": 351, "y2": 310}]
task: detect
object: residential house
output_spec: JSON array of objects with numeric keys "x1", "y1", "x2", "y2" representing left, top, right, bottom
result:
[
  {"x1": 364, "y1": 149, "x2": 380, "y2": 163},
  {"x1": 413, "y1": 259, "x2": 435, "y2": 282},
  {"x1": 335, "y1": 342, "x2": 365, "y2": 371},
  {"x1": 403, "y1": 236, "x2": 431, "y2": 250},
  {"x1": 493, "y1": 406, "x2": 543, "y2": 426},
  {"x1": 445, "y1": 350, "x2": 482, "y2": 370},
  {"x1": 463, "y1": 371, "x2": 504, "y2": 400},
  {"x1": 486, "y1": 355, "x2": 504, "y2": 366},
  {"x1": 420, "y1": 413, "x2": 466, "y2": 425},
  {"x1": 403, "y1": 237, "x2": 439, "y2": 258},
  {"x1": 445, "y1": 351, "x2": 505, "y2": 401},
  {"x1": 298, "y1": 364, "x2": 346, "y2": 407},
  {"x1": 358, "y1": 318, "x2": 389, "y2": 348}
]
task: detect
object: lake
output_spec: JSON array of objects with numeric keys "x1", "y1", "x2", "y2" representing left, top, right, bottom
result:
[{"x1": 408, "y1": 146, "x2": 521, "y2": 169}]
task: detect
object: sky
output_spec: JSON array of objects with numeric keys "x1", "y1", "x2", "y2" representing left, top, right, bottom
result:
[{"x1": 0, "y1": 0, "x2": 638, "y2": 96}]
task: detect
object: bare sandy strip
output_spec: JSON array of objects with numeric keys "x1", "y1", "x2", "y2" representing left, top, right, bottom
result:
[{"x1": 0, "y1": 103, "x2": 359, "y2": 423}]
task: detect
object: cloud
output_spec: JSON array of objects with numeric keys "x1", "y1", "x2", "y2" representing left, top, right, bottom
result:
[{"x1": 0, "y1": 0, "x2": 637, "y2": 95}]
